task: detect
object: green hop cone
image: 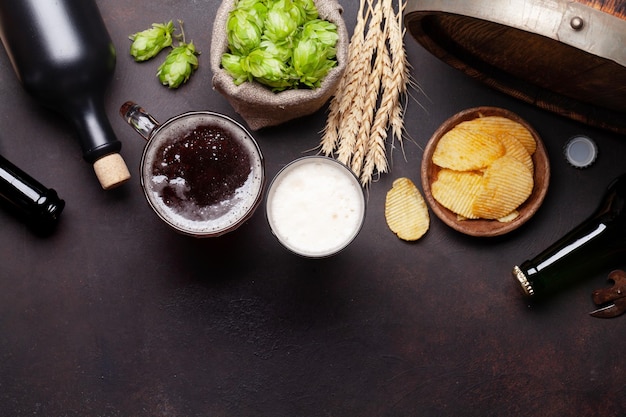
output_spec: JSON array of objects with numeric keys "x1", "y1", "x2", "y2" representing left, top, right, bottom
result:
[
  {"x1": 242, "y1": 48, "x2": 294, "y2": 91},
  {"x1": 264, "y1": 3, "x2": 299, "y2": 45},
  {"x1": 221, "y1": 53, "x2": 251, "y2": 85},
  {"x1": 275, "y1": 0, "x2": 308, "y2": 27},
  {"x1": 300, "y1": 19, "x2": 338, "y2": 50},
  {"x1": 295, "y1": 0, "x2": 318, "y2": 21},
  {"x1": 157, "y1": 41, "x2": 199, "y2": 88},
  {"x1": 232, "y1": 0, "x2": 268, "y2": 28},
  {"x1": 292, "y1": 37, "x2": 336, "y2": 88},
  {"x1": 227, "y1": 9, "x2": 263, "y2": 55},
  {"x1": 259, "y1": 38, "x2": 292, "y2": 63},
  {"x1": 129, "y1": 21, "x2": 175, "y2": 62}
]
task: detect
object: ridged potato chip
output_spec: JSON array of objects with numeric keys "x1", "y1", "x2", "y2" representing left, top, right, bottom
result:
[
  {"x1": 497, "y1": 133, "x2": 534, "y2": 174},
  {"x1": 457, "y1": 116, "x2": 537, "y2": 155},
  {"x1": 471, "y1": 156, "x2": 534, "y2": 219},
  {"x1": 498, "y1": 211, "x2": 520, "y2": 223},
  {"x1": 385, "y1": 177, "x2": 430, "y2": 241},
  {"x1": 431, "y1": 169, "x2": 483, "y2": 219},
  {"x1": 432, "y1": 127, "x2": 505, "y2": 171}
]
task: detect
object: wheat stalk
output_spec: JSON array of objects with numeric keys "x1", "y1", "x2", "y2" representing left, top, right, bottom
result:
[
  {"x1": 320, "y1": 0, "x2": 369, "y2": 157},
  {"x1": 388, "y1": 0, "x2": 410, "y2": 148},
  {"x1": 335, "y1": 0, "x2": 379, "y2": 167},
  {"x1": 350, "y1": 0, "x2": 385, "y2": 175},
  {"x1": 360, "y1": 8, "x2": 392, "y2": 185},
  {"x1": 320, "y1": 0, "x2": 412, "y2": 186},
  {"x1": 320, "y1": 98, "x2": 341, "y2": 155}
]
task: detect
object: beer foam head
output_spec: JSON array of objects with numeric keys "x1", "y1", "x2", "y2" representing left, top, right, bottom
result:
[{"x1": 266, "y1": 156, "x2": 365, "y2": 257}]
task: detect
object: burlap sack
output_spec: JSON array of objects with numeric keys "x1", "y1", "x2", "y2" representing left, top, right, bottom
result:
[{"x1": 210, "y1": 0, "x2": 348, "y2": 130}]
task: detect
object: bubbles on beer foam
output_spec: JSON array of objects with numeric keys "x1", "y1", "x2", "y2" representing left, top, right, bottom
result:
[
  {"x1": 266, "y1": 157, "x2": 365, "y2": 257},
  {"x1": 150, "y1": 172, "x2": 257, "y2": 229}
]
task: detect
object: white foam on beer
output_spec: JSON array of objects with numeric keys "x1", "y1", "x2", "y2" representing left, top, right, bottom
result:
[
  {"x1": 267, "y1": 157, "x2": 365, "y2": 257},
  {"x1": 149, "y1": 169, "x2": 262, "y2": 234}
]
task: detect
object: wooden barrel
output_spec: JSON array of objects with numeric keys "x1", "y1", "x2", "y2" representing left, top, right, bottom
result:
[{"x1": 405, "y1": 0, "x2": 626, "y2": 134}]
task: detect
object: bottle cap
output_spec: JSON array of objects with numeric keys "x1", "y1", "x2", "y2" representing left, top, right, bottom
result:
[
  {"x1": 93, "y1": 153, "x2": 131, "y2": 190},
  {"x1": 512, "y1": 265, "x2": 534, "y2": 297},
  {"x1": 564, "y1": 135, "x2": 597, "y2": 168}
]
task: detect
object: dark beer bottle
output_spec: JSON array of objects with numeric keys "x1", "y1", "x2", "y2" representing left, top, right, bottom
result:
[
  {"x1": 513, "y1": 173, "x2": 626, "y2": 298},
  {"x1": 0, "y1": 154, "x2": 64, "y2": 234},
  {"x1": 0, "y1": 0, "x2": 130, "y2": 189}
]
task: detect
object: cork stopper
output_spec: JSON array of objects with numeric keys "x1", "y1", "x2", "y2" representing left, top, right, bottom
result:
[{"x1": 93, "y1": 153, "x2": 131, "y2": 190}]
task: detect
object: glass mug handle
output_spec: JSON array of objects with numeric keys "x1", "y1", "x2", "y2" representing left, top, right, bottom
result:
[{"x1": 119, "y1": 101, "x2": 159, "y2": 141}]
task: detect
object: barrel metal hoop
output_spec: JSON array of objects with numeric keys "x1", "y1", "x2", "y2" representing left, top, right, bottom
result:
[{"x1": 405, "y1": 0, "x2": 626, "y2": 67}]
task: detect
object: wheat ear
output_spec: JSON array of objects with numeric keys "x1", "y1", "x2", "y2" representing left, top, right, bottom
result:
[
  {"x1": 320, "y1": 0, "x2": 369, "y2": 157},
  {"x1": 388, "y1": 0, "x2": 410, "y2": 148},
  {"x1": 360, "y1": 3, "x2": 393, "y2": 184},
  {"x1": 335, "y1": 17, "x2": 377, "y2": 165},
  {"x1": 350, "y1": 0, "x2": 385, "y2": 176}
]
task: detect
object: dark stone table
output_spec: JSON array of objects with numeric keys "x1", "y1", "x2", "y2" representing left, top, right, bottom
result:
[{"x1": 1, "y1": 1, "x2": 625, "y2": 416}]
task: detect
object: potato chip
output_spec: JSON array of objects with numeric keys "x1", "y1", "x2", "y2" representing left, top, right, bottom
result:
[
  {"x1": 432, "y1": 127, "x2": 505, "y2": 171},
  {"x1": 385, "y1": 177, "x2": 430, "y2": 241},
  {"x1": 471, "y1": 156, "x2": 534, "y2": 219},
  {"x1": 431, "y1": 169, "x2": 483, "y2": 219},
  {"x1": 498, "y1": 211, "x2": 520, "y2": 223},
  {"x1": 496, "y1": 133, "x2": 534, "y2": 174},
  {"x1": 458, "y1": 116, "x2": 537, "y2": 155}
]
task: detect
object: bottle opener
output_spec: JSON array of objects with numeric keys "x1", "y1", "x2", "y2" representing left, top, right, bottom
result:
[{"x1": 590, "y1": 270, "x2": 626, "y2": 318}]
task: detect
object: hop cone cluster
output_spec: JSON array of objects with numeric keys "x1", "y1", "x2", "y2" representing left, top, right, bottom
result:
[
  {"x1": 129, "y1": 20, "x2": 199, "y2": 88},
  {"x1": 221, "y1": 0, "x2": 339, "y2": 91}
]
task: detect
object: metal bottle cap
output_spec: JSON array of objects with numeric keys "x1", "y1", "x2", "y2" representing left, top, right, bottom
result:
[
  {"x1": 564, "y1": 135, "x2": 597, "y2": 168},
  {"x1": 512, "y1": 265, "x2": 534, "y2": 297}
]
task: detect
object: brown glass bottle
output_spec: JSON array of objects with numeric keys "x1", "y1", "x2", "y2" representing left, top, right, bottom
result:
[
  {"x1": 513, "y1": 173, "x2": 626, "y2": 298},
  {"x1": 0, "y1": 154, "x2": 64, "y2": 234}
]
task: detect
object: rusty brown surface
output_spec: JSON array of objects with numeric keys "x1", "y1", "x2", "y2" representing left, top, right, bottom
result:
[
  {"x1": 1, "y1": 1, "x2": 626, "y2": 416},
  {"x1": 577, "y1": 0, "x2": 626, "y2": 19}
]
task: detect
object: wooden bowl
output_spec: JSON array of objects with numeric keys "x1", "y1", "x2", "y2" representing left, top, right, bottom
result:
[{"x1": 421, "y1": 107, "x2": 550, "y2": 237}]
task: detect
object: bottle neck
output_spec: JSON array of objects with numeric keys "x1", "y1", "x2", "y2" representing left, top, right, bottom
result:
[
  {"x1": 67, "y1": 94, "x2": 121, "y2": 163},
  {"x1": 0, "y1": 154, "x2": 65, "y2": 234}
]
